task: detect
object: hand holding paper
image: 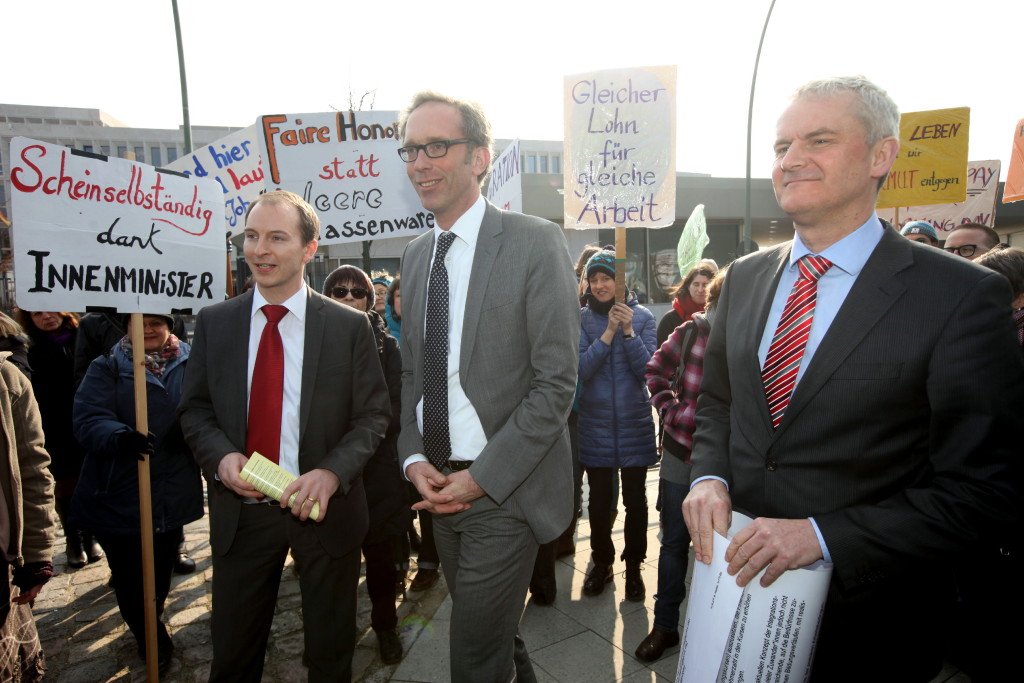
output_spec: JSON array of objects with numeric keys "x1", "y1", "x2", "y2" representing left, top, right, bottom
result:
[
  {"x1": 682, "y1": 478, "x2": 732, "y2": 564},
  {"x1": 726, "y1": 517, "x2": 823, "y2": 588},
  {"x1": 239, "y1": 452, "x2": 326, "y2": 521}
]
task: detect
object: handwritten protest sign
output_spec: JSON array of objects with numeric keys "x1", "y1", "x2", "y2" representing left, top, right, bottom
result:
[
  {"x1": 486, "y1": 139, "x2": 522, "y2": 213},
  {"x1": 1004, "y1": 118, "x2": 1024, "y2": 203},
  {"x1": 877, "y1": 107, "x2": 969, "y2": 209},
  {"x1": 257, "y1": 111, "x2": 432, "y2": 245},
  {"x1": 564, "y1": 65, "x2": 676, "y2": 228},
  {"x1": 166, "y1": 125, "x2": 264, "y2": 235},
  {"x1": 878, "y1": 160, "x2": 1000, "y2": 230},
  {"x1": 10, "y1": 137, "x2": 225, "y2": 313}
]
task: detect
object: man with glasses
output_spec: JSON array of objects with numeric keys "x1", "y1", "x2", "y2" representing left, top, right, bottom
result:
[
  {"x1": 396, "y1": 92, "x2": 579, "y2": 683},
  {"x1": 942, "y1": 221, "x2": 1001, "y2": 259}
]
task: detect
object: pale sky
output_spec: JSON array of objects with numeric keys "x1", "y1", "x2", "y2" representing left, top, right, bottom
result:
[{"x1": 6, "y1": 0, "x2": 1021, "y2": 180}]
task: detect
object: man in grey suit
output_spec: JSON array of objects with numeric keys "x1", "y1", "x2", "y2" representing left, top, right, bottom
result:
[
  {"x1": 683, "y1": 77, "x2": 1023, "y2": 681},
  {"x1": 397, "y1": 92, "x2": 579, "y2": 682},
  {"x1": 179, "y1": 191, "x2": 390, "y2": 681}
]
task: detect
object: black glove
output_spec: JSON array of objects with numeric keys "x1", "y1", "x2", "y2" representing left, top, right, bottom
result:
[
  {"x1": 115, "y1": 429, "x2": 155, "y2": 460},
  {"x1": 12, "y1": 561, "x2": 53, "y2": 592}
]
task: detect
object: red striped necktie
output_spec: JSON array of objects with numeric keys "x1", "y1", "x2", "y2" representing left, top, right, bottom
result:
[{"x1": 762, "y1": 255, "x2": 834, "y2": 430}]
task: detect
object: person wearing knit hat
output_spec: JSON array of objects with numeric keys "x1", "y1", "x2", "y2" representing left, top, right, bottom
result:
[
  {"x1": 577, "y1": 249, "x2": 658, "y2": 602},
  {"x1": 371, "y1": 274, "x2": 393, "y2": 317},
  {"x1": 900, "y1": 221, "x2": 939, "y2": 247}
]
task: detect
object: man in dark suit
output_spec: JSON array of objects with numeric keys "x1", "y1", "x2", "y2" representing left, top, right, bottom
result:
[
  {"x1": 683, "y1": 77, "x2": 1023, "y2": 681},
  {"x1": 179, "y1": 190, "x2": 390, "y2": 682},
  {"x1": 397, "y1": 92, "x2": 579, "y2": 682}
]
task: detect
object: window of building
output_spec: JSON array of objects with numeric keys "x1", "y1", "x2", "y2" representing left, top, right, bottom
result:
[
  {"x1": 166, "y1": 148, "x2": 178, "y2": 163},
  {"x1": 526, "y1": 155, "x2": 537, "y2": 173},
  {"x1": 539, "y1": 156, "x2": 548, "y2": 173},
  {"x1": 134, "y1": 146, "x2": 145, "y2": 163},
  {"x1": 117, "y1": 146, "x2": 128, "y2": 159},
  {"x1": 150, "y1": 147, "x2": 162, "y2": 166},
  {"x1": 101, "y1": 145, "x2": 111, "y2": 155},
  {"x1": 551, "y1": 155, "x2": 561, "y2": 174},
  {"x1": 83, "y1": 145, "x2": 94, "y2": 153}
]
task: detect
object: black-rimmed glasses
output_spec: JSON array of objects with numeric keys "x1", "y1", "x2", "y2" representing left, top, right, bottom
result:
[
  {"x1": 397, "y1": 139, "x2": 472, "y2": 163},
  {"x1": 331, "y1": 286, "x2": 369, "y2": 299},
  {"x1": 944, "y1": 244, "x2": 980, "y2": 258}
]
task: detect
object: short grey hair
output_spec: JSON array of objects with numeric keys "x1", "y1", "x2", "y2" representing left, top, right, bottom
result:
[
  {"x1": 399, "y1": 91, "x2": 493, "y2": 186},
  {"x1": 794, "y1": 76, "x2": 900, "y2": 145}
]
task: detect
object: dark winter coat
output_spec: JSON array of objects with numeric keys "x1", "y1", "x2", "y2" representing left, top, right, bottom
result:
[
  {"x1": 70, "y1": 341, "x2": 203, "y2": 535},
  {"x1": 363, "y1": 310, "x2": 408, "y2": 544},
  {"x1": 27, "y1": 328, "x2": 86, "y2": 483},
  {"x1": 577, "y1": 294, "x2": 659, "y2": 469}
]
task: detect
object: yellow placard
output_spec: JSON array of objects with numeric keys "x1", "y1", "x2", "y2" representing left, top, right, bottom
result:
[
  {"x1": 1003, "y1": 118, "x2": 1024, "y2": 204},
  {"x1": 877, "y1": 107, "x2": 969, "y2": 209}
]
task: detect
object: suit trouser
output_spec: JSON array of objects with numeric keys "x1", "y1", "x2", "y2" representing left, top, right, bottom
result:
[
  {"x1": 433, "y1": 493, "x2": 538, "y2": 683},
  {"x1": 361, "y1": 537, "x2": 398, "y2": 631},
  {"x1": 209, "y1": 503, "x2": 361, "y2": 683}
]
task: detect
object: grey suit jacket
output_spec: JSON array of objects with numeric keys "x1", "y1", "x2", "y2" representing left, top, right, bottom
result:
[
  {"x1": 398, "y1": 201, "x2": 580, "y2": 543},
  {"x1": 691, "y1": 226, "x2": 1023, "y2": 592},
  {"x1": 178, "y1": 287, "x2": 391, "y2": 558}
]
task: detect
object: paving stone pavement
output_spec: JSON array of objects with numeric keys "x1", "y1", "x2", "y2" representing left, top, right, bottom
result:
[
  {"x1": 33, "y1": 470, "x2": 971, "y2": 682},
  {"x1": 33, "y1": 502, "x2": 450, "y2": 683}
]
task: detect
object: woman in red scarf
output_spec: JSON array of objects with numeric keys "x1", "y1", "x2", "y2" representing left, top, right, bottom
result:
[{"x1": 656, "y1": 264, "x2": 717, "y2": 346}]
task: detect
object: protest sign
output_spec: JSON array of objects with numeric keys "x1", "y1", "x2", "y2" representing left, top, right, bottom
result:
[
  {"x1": 1004, "y1": 118, "x2": 1024, "y2": 203},
  {"x1": 564, "y1": 65, "x2": 676, "y2": 228},
  {"x1": 10, "y1": 137, "x2": 225, "y2": 313},
  {"x1": 166, "y1": 125, "x2": 264, "y2": 235},
  {"x1": 878, "y1": 160, "x2": 1000, "y2": 231},
  {"x1": 257, "y1": 111, "x2": 432, "y2": 244},
  {"x1": 877, "y1": 107, "x2": 969, "y2": 209},
  {"x1": 486, "y1": 139, "x2": 522, "y2": 213}
]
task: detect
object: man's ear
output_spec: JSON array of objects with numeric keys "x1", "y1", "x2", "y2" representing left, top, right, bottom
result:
[
  {"x1": 871, "y1": 136, "x2": 900, "y2": 183},
  {"x1": 471, "y1": 145, "x2": 491, "y2": 178}
]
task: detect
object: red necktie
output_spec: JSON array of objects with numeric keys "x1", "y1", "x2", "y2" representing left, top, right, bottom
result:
[
  {"x1": 246, "y1": 304, "x2": 288, "y2": 464},
  {"x1": 762, "y1": 255, "x2": 833, "y2": 430}
]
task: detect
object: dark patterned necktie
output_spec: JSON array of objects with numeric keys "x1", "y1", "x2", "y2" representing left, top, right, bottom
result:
[
  {"x1": 762, "y1": 255, "x2": 833, "y2": 430},
  {"x1": 423, "y1": 231, "x2": 457, "y2": 470},
  {"x1": 246, "y1": 304, "x2": 288, "y2": 463}
]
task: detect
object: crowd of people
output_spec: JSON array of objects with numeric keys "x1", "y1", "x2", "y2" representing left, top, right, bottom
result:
[{"x1": 0, "y1": 77, "x2": 1022, "y2": 683}]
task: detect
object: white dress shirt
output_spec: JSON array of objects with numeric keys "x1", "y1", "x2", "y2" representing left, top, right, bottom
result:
[
  {"x1": 248, "y1": 285, "x2": 307, "y2": 477},
  {"x1": 404, "y1": 196, "x2": 489, "y2": 474}
]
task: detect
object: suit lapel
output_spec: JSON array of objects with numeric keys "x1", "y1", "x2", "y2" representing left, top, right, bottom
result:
[
  {"x1": 776, "y1": 228, "x2": 912, "y2": 437},
  {"x1": 300, "y1": 288, "x2": 324, "y2": 439},
  {"x1": 739, "y1": 246, "x2": 791, "y2": 441},
  {"x1": 460, "y1": 202, "x2": 502, "y2": 378},
  {"x1": 230, "y1": 291, "x2": 254, "y2": 447}
]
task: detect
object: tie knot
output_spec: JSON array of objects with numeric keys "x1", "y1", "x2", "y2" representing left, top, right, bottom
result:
[
  {"x1": 798, "y1": 255, "x2": 833, "y2": 282},
  {"x1": 435, "y1": 231, "x2": 456, "y2": 259},
  {"x1": 261, "y1": 304, "x2": 288, "y2": 325}
]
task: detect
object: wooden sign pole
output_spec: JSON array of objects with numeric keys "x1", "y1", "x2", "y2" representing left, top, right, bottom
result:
[
  {"x1": 129, "y1": 313, "x2": 159, "y2": 683},
  {"x1": 615, "y1": 227, "x2": 627, "y2": 303}
]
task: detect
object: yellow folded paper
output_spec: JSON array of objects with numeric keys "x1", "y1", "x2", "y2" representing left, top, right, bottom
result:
[{"x1": 239, "y1": 452, "x2": 321, "y2": 521}]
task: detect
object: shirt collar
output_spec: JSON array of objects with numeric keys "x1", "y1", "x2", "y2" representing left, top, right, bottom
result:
[
  {"x1": 251, "y1": 285, "x2": 307, "y2": 322},
  {"x1": 789, "y1": 213, "x2": 885, "y2": 277},
  {"x1": 432, "y1": 195, "x2": 486, "y2": 251}
]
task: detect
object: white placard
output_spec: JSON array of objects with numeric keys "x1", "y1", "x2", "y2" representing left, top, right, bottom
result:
[
  {"x1": 166, "y1": 125, "x2": 264, "y2": 236},
  {"x1": 257, "y1": 111, "x2": 433, "y2": 244},
  {"x1": 10, "y1": 137, "x2": 226, "y2": 313},
  {"x1": 486, "y1": 139, "x2": 522, "y2": 213}
]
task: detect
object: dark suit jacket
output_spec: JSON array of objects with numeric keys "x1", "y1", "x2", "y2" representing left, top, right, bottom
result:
[
  {"x1": 691, "y1": 226, "x2": 1023, "y2": 675},
  {"x1": 179, "y1": 287, "x2": 390, "y2": 558},
  {"x1": 397, "y1": 201, "x2": 580, "y2": 543}
]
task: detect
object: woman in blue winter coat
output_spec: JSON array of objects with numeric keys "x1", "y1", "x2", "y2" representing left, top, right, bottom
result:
[
  {"x1": 71, "y1": 314, "x2": 202, "y2": 672},
  {"x1": 577, "y1": 250, "x2": 658, "y2": 601}
]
